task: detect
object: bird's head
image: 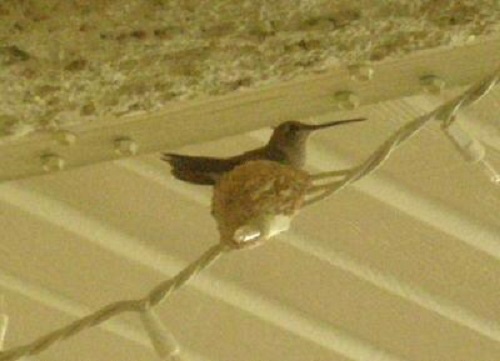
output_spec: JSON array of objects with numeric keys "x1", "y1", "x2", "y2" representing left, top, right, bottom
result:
[{"x1": 269, "y1": 118, "x2": 366, "y2": 148}]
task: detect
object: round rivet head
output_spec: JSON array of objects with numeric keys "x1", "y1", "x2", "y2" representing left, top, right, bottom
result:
[
  {"x1": 420, "y1": 75, "x2": 446, "y2": 95},
  {"x1": 348, "y1": 63, "x2": 374, "y2": 81},
  {"x1": 54, "y1": 130, "x2": 77, "y2": 146},
  {"x1": 115, "y1": 137, "x2": 138, "y2": 156},
  {"x1": 41, "y1": 154, "x2": 65, "y2": 172},
  {"x1": 334, "y1": 91, "x2": 360, "y2": 110}
]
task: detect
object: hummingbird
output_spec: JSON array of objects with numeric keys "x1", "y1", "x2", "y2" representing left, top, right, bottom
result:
[{"x1": 161, "y1": 117, "x2": 366, "y2": 186}]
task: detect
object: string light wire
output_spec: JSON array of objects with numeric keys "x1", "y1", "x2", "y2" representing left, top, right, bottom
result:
[
  {"x1": 0, "y1": 66, "x2": 498, "y2": 361},
  {"x1": 305, "y1": 67, "x2": 500, "y2": 206},
  {"x1": 0, "y1": 245, "x2": 228, "y2": 361}
]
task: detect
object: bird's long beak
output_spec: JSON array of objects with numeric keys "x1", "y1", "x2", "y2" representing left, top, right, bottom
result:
[{"x1": 299, "y1": 117, "x2": 366, "y2": 131}]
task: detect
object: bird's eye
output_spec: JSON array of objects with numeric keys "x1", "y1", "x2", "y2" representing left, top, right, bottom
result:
[
  {"x1": 286, "y1": 123, "x2": 298, "y2": 133},
  {"x1": 275, "y1": 122, "x2": 297, "y2": 133}
]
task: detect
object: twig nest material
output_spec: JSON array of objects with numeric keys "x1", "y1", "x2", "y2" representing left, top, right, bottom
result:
[{"x1": 212, "y1": 160, "x2": 311, "y2": 249}]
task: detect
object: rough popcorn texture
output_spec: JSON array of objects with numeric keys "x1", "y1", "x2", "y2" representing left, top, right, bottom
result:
[{"x1": 0, "y1": 0, "x2": 499, "y2": 139}]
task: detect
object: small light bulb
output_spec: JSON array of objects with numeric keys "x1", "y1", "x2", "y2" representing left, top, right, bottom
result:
[
  {"x1": 0, "y1": 314, "x2": 8, "y2": 351},
  {"x1": 480, "y1": 160, "x2": 500, "y2": 185},
  {"x1": 442, "y1": 121, "x2": 500, "y2": 185},
  {"x1": 234, "y1": 225, "x2": 261, "y2": 243},
  {"x1": 0, "y1": 295, "x2": 8, "y2": 351},
  {"x1": 233, "y1": 214, "x2": 293, "y2": 246},
  {"x1": 442, "y1": 121, "x2": 485, "y2": 163},
  {"x1": 140, "y1": 307, "x2": 180, "y2": 359}
]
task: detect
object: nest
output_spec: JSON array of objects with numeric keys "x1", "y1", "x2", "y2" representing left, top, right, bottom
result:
[{"x1": 212, "y1": 160, "x2": 311, "y2": 249}]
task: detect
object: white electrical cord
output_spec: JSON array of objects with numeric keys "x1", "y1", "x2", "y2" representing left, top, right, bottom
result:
[
  {"x1": 304, "y1": 67, "x2": 500, "y2": 206},
  {"x1": 0, "y1": 66, "x2": 498, "y2": 361}
]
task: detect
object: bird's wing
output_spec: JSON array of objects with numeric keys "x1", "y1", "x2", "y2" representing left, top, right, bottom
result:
[
  {"x1": 161, "y1": 153, "x2": 243, "y2": 185},
  {"x1": 162, "y1": 153, "x2": 241, "y2": 172}
]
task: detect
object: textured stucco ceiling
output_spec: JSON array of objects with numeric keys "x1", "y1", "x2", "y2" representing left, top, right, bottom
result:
[{"x1": 1, "y1": 0, "x2": 499, "y2": 139}]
